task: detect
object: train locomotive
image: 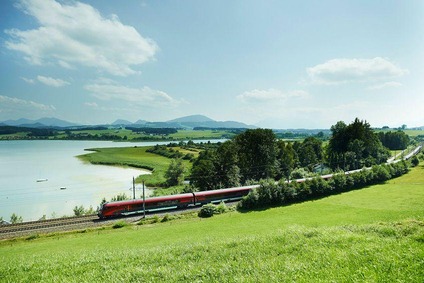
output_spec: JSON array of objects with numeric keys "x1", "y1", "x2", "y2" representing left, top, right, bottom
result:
[{"x1": 98, "y1": 186, "x2": 255, "y2": 218}]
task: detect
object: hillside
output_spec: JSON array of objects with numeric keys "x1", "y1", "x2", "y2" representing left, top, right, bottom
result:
[{"x1": 1, "y1": 164, "x2": 423, "y2": 281}]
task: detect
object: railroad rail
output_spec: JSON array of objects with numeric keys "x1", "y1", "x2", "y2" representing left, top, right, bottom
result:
[
  {"x1": 0, "y1": 204, "x2": 215, "y2": 240},
  {"x1": 0, "y1": 214, "x2": 100, "y2": 239}
]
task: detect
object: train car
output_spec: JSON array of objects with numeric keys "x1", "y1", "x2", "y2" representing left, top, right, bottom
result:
[
  {"x1": 98, "y1": 186, "x2": 257, "y2": 219},
  {"x1": 98, "y1": 193, "x2": 195, "y2": 218},
  {"x1": 193, "y1": 186, "x2": 253, "y2": 205}
]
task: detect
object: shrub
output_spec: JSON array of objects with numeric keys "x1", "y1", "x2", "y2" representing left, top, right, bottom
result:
[
  {"x1": 237, "y1": 189, "x2": 259, "y2": 210},
  {"x1": 411, "y1": 156, "x2": 419, "y2": 167},
  {"x1": 280, "y1": 182, "x2": 297, "y2": 202},
  {"x1": 290, "y1": 168, "x2": 308, "y2": 179},
  {"x1": 371, "y1": 165, "x2": 391, "y2": 182},
  {"x1": 10, "y1": 213, "x2": 23, "y2": 224},
  {"x1": 331, "y1": 173, "x2": 347, "y2": 192},
  {"x1": 161, "y1": 214, "x2": 175, "y2": 222},
  {"x1": 215, "y1": 202, "x2": 228, "y2": 214},
  {"x1": 151, "y1": 215, "x2": 160, "y2": 223},
  {"x1": 112, "y1": 221, "x2": 128, "y2": 229},
  {"x1": 26, "y1": 234, "x2": 40, "y2": 241},
  {"x1": 237, "y1": 162, "x2": 412, "y2": 212},
  {"x1": 198, "y1": 204, "x2": 217, "y2": 218}
]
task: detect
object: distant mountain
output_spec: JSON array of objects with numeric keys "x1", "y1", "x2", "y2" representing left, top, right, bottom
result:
[
  {"x1": 37, "y1": 117, "x2": 78, "y2": 127},
  {"x1": 133, "y1": 119, "x2": 148, "y2": 125},
  {"x1": 0, "y1": 115, "x2": 255, "y2": 129},
  {"x1": 167, "y1": 115, "x2": 214, "y2": 123},
  {"x1": 165, "y1": 115, "x2": 254, "y2": 129},
  {"x1": 1, "y1": 117, "x2": 78, "y2": 128},
  {"x1": 112, "y1": 119, "x2": 133, "y2": 126},
  {"x1": 2, "y1": 118, "x2": 36, "y2": 126}
]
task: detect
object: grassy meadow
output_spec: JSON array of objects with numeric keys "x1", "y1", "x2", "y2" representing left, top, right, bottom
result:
[
  {"x1": 1, "y1": 164, "x2": 423, "y2": 282},
  {"x1": 77, "y1": 146, "x2": 193, "y2": 186}
]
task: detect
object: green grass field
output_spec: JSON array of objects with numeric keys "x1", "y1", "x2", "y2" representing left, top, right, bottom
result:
[
  {"x1": 168, "y1": 129, "x2": 234, "y2": 140},
  {"x1": 1, "y1": 165, "x2": 423, "y2": 282},
  {"x1": 78, "y1": 147, "x2": 171, "y2": 185},
  {"x1": 77, "y1": 146, "x2": 192, "y2": 187}
]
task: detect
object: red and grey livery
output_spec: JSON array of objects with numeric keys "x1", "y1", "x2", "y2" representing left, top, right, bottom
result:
[{"x1": 98, "y1": 186, "x2": 255, "y2": 218}]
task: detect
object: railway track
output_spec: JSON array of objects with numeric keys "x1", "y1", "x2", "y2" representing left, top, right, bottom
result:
[
  {"x1": 0, "y1": 214, "x2": 101, "y2": 239},
  {"x1": 0, "y1": 203, "x2": 225, "y2": 240}
]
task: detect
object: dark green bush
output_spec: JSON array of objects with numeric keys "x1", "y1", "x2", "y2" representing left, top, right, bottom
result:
[
  {"x1": 411, "y1": 156, "x2": 419, "y2": 167},
  {"x1": 215, "y1": 202, "x2": 228, "y2": 214},
  {"x1": 198, "y1": 204, "x2": 217, "y2": 218},
  {"x1": 112, "y1": 221, "x2": 128, "y2": 229},
  {"x1": 238, "y1": 162, "x2": 411, "y2": 211}
]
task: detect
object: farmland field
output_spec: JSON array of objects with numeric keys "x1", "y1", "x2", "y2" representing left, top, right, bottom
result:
[{"x1": 1, "y1": 164, "x2": 423, "y2": 282}]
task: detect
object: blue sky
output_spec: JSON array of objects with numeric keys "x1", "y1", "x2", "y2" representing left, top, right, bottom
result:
[{"x1": 0, "y1": 0, "x2": 423, "y2": 128}]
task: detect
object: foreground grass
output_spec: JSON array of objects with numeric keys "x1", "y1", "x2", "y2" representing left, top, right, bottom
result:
[{"x1": 1, "y1": 165, "x2": 423, "y2": 282}]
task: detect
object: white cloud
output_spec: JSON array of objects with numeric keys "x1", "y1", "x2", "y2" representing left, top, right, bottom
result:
[
  {"x1": 5, "y1": 0, "x2": 158, "y2": 76},
  {"x1": 368, "y1": 81, "x2": 402, "y2": 90},
  {"x1": 37, "y1": 75, "x2": 70, "y2": 87},
  {"x1": 307, "y1": 57, "x2": 408, "y2": 85},
  {"x1": 21, "y1": 77, "x2": 35, "y2": 84},
  {"x1": 84, "y1": 102, "x2": 98, "y2": 108},
  {"x1": 237, "y1": 88, "x2": 308, "y2": 103},
  {"x1": 0, "y1": 95, "x2": 54, "y2": 111},
  {"x1": 0, "y1": 95, "x2": 56, "y2": 119},
  {"x1": 84, "y1": 82, "x2": 180, "y2": 108}
]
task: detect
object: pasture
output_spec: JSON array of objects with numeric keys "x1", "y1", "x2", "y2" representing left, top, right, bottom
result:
[{"x1": 1, "y1": 164, "x2": 423, "y2": 282}]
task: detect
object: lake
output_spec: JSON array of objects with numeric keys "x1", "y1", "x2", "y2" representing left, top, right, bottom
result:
[{"x1": 0, "y1": 140, "x2": 170, "y2": 222}]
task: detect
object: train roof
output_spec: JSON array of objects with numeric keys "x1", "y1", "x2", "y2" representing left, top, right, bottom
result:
[
  {"x1": 103, "y1": 193, "x2": 194, "y2": 207},
  {"x1": 194, "y1": 186, "x2": 255, "y2": 196}
]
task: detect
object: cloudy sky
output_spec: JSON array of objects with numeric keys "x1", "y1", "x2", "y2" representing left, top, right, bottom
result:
[{"x1": 0, "y1": 0, "x2": 423, "y2": 128}]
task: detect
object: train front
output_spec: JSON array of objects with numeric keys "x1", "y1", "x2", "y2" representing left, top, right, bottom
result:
[{"x1": 97, "y1": 202, "x2": 107, "y2": 219}]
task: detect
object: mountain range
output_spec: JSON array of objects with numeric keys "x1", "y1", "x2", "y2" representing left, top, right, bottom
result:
[{"x1": 0, "y1": 115, "x2": 255, "y2": 129}]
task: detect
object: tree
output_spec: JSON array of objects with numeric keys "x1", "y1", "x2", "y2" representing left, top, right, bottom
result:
[
  {"x1": 73, "y1": 205, "x2": 85, "y2": 216},
  {"x1": 10, "y1": 213, "x2": 23, "y2": 224},
  {"x1": 234, "y1": 129, "x2": 277, "y2": 182},
  {"x1": 276, "y1": 141, "x2": 297, "y2": 180},
  {"x1": 378, "y1": 131, "x2": 409, "y2": 150},
  {"x1": 295, "y1": 137, "x2": 323, "y2": 170},
  {"x1": 327, "y1": 118, "x2": 390, "y2": 170},
  {"x1": 164, "y1": 158, "x2": 186, "y2": 186},
  {"x1": 214, "y1": 140, "x2": 241, "y2": 188},
  {"x1": 191, "y1": 151, "x2": 218, "y2": 191}
]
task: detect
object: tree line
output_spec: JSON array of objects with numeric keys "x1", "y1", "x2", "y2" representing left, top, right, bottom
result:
[
  {"x1": 188, "y1": 118, "x2": 411, "y2": 191},
  {"x1": 238, "y1": 161, "x2": 410, "y2": 210}
]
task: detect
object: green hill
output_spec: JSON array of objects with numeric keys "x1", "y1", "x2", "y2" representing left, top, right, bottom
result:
[{"x1": 1, "y1": 164, "x2": 423, "y2": 282}]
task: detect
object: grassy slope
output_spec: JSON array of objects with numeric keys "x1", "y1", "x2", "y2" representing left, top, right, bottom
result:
[
  {"x1": 1, "y1": 165, "x2": 423, "y2": 282},
  {"x1": 77, "y1": 146, "x2": 182, "y2": 186}
]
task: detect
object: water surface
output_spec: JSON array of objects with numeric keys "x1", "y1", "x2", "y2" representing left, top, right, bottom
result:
[{"x1": 0, "y1": 140, "x2": 156, "y2": 221}]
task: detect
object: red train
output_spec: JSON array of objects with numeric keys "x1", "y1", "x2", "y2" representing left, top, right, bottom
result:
[{"x1": 98, "y1": 186, "x2": 256, "y2": 218}]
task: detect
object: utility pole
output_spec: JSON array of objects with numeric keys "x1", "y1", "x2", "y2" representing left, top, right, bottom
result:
[
  {"x1": 142, "y1": 181, "x2": 146, "y2": 218},
  {"x1": 132, "y1": 177, "x2": 135, "y2": 199}
]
